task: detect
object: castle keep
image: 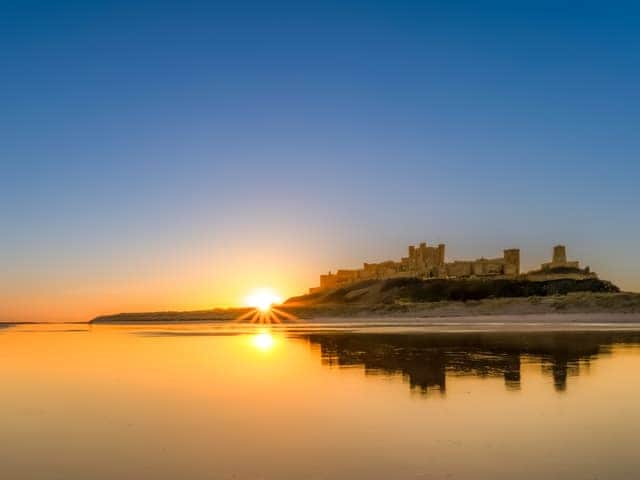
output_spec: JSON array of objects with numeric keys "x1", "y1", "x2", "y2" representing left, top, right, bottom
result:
[{"x1": 311, "y1": 243, "x2": 591, "y2": 293}]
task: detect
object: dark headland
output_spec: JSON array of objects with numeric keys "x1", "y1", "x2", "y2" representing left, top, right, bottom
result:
[{"x1": 90, "y1": 277, "x2": 640, "y2": 324}]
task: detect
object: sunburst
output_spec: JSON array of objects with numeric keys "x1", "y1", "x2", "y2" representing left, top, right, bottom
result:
[
  {"x1": 234, "y1": 288, "x2": 301, "y2": 324},
  {"x1": 233, "y1": 305, "x2": 300, "y2": 324}
]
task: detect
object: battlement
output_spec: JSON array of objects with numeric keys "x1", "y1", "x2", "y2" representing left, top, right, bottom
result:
[{"x1": 310, "y1": 242, "x2": 593, "y2": 293}]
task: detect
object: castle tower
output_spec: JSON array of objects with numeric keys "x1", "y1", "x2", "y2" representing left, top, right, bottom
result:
[
  {"x1": 419, "y1": 242, "x2": 427, "y2": 259},
  {"x1": 437, "y1": 244, "x2": 446, "y2": 266},
  {"x1": 553, "y1": 245, "x2": 567, "y2": 265},
  {"x1": 418, "y1": 242, "x2": 427, "y2": 269},
  {"x1": 503, "y1": 248, "x2": 520, "y2": 275}
]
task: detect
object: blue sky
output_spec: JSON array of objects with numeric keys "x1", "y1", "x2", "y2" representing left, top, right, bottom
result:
[{"x1": 1, "y1": 1, "x2": 639, "y2": 321}]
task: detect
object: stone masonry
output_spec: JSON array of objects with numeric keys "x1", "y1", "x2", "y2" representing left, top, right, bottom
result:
[{"x1": 310, "y1": 243, "x2": 591, "y2": 293}]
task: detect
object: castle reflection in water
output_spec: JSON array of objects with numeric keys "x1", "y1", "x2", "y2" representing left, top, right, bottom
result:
[{"x1": 303, "y1": 331, "x2": 640, "y2": 394}]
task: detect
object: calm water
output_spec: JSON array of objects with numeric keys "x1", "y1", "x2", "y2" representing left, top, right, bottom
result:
[{"x1": 2, "y1": 322, "x2": 640, "y2": 480}]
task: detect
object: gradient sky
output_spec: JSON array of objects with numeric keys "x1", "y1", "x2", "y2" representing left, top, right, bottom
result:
[{"x1": 2, "y1": 1, "x2": 639, "y2": 322}]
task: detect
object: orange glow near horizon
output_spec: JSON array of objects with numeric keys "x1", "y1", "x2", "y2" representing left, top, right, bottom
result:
[{"x1": 0, "y1": 269, "x2": 306, "y2": 322}]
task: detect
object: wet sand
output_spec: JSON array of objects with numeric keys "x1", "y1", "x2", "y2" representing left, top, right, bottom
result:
[{"x1": 303, "y1": 312, "x2": 640, "y2": 325}]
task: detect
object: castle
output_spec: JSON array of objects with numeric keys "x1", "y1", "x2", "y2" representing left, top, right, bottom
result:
[{"x1": 310, "y1": 243, "x2": 592, "y2": 293}]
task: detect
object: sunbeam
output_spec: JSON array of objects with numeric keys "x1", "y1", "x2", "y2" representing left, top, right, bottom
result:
[{"x1": 233, "y1": 305, "x2": 300, "y2": 324}]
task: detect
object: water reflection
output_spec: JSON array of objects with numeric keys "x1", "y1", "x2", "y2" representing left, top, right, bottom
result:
[
  {"x1": 304, "y1": 331, "x2": 640, "y2": 394},
  {"x1": 251, "y1": 331, "x2": 276, "y2": 351},
  {"x1": 2, "y1": 324, "x2": 640, "y2": 479}
]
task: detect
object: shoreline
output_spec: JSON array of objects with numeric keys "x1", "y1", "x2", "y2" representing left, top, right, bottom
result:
[
  {"x1": 84, "y1": 312, "x2": 640, "y2": 331},
  {"x1": 4, "y1": 315, "x2": 640, "y2": 334},
  {"x1": 300, "y1": 312, "x2": 640, "y2": 324}
]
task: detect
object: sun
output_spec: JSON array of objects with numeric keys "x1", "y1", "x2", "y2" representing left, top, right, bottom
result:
[
  {"x1": 244, "y1": 288, "x2": 283, "y2": 312},
  {"x1": 235, "y1": 288, "x2": 299, "y2": 324}
]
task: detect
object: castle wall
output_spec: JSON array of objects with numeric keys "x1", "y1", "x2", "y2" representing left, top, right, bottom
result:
[
  {"x1": 541, "y1": 260, "x2": 580, "y2": 270},
  {"x1": 525, "y1": 272, "x2": 596, "y2": 282},
  {"x1": 319, "y1": 273, "x2": 338, "y2": 290},
  {"x1": 471, "y1": 258, "x2": 505, "y2": 276},
  {"x1": 446, "y1": 261, "x2": 473, "y2": 278},
  {"x1": 319, "y1": 268, "x2": 361, "y2": 289},
  {"x1": 311, "y1": 242, "x2": 588, "y2": 293}
]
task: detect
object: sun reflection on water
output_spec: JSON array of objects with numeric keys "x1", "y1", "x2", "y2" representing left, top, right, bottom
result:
[{"x1": 251, "y1": 331, "x2": 275, "y2": 351}]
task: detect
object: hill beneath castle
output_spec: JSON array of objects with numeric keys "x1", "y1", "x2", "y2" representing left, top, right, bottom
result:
[
  {"x1": 281, "y1": 277, "x2": 640, "y2": 319},
  {"x1": 287, "y1": 277, "x2": 619, "y2": 306}
]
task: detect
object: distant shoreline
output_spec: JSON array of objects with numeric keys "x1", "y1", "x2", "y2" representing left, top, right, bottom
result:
[
  {"x1": 5, "y1": 313, "x2": 640, "y2": 333},
  {"x1": 87, "y1": 313, "x2": 640, "y2": 329},
  {"x1": 87, "y1": 291, "x2": 640, "y2": 325}
]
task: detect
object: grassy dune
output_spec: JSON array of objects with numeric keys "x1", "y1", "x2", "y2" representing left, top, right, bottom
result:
[
  {"x1": 282, "y1": 277, "x2": 640, "y2": 318},
  {"x1": 287, "y1": 277, "x2": 619, "y2": 306}
]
